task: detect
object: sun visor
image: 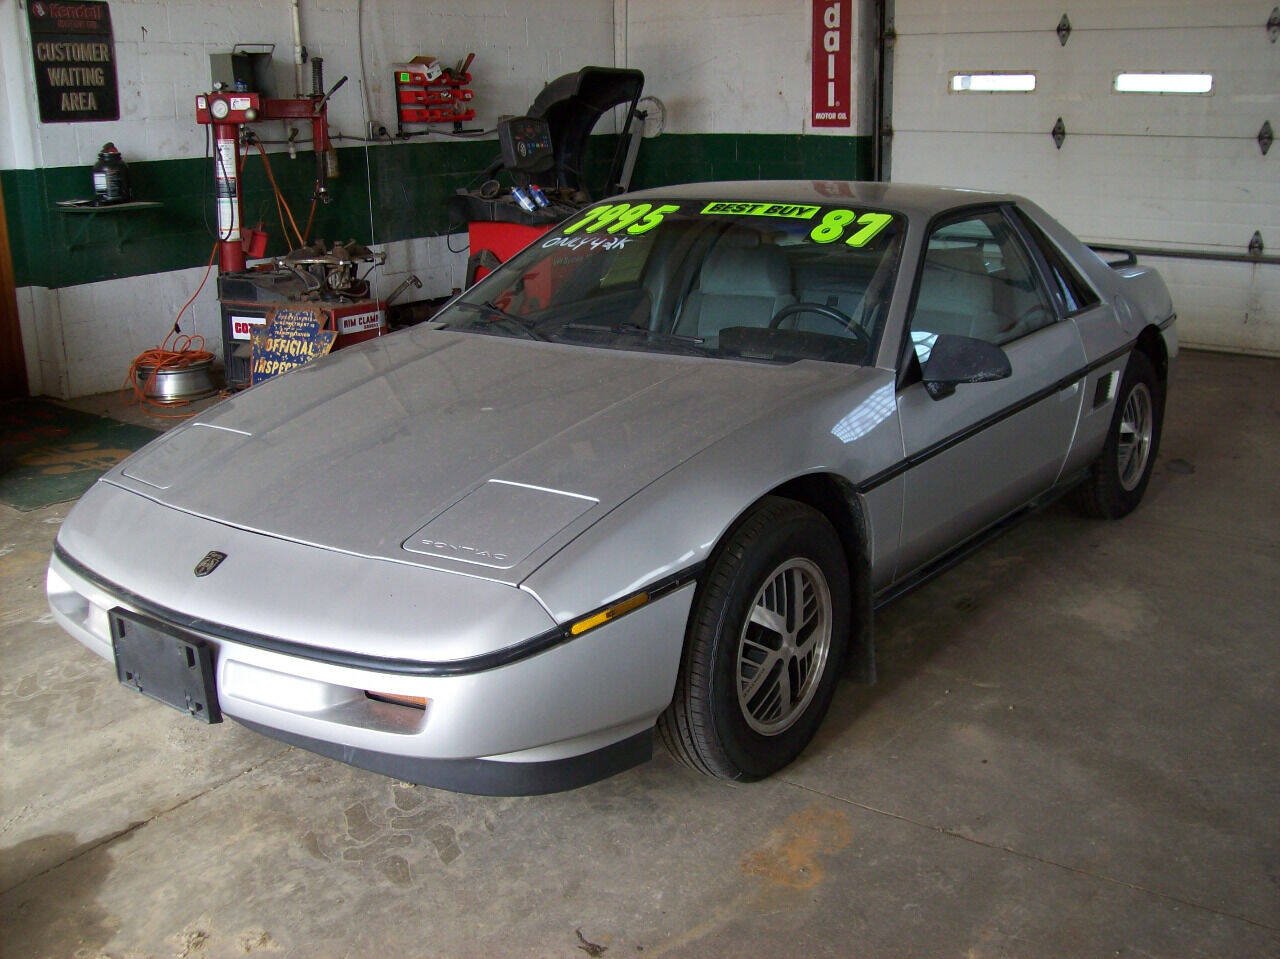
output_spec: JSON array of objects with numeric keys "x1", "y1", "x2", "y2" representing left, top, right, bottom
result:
[{"x1": 402, "y1": 480, "x2": 598, "y2": 570}]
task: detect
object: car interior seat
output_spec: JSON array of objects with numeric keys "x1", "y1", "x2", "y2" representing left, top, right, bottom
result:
[
  {"x1": 675, "y1": 243, "x2": 796, "y2": 344},
  {"x1": 912, "y1": 246, "x2": 1004, "y2": 342}
]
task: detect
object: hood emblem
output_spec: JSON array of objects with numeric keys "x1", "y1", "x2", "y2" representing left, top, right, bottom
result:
[
  {"x1": 194, "y1": 551, "x2": 227, "y2": 577},
  {"x1": 419, "y1": 540, "x2": 510, "y2": 564}
]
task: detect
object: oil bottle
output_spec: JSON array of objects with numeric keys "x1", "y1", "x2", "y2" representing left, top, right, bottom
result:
[{"x1": 91, "y1": 143, "x2": 131, "y2": 205}]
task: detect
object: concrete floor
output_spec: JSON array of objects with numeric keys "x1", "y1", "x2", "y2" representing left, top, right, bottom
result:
[{"x1": 2, "y1": 349, "x2": 1277, "y2": 958}]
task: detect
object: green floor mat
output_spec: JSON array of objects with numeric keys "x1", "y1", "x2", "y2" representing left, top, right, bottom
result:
[{"x1": 0, "y1": 399, "x2": 160, "y2": 511}]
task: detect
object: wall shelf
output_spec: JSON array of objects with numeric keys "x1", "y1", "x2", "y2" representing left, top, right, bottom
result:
[{"x1": 53, "y1": 200, "x2": 164, "y2": 250}]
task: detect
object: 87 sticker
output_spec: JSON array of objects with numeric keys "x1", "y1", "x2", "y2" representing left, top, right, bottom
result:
[
  {"x1": 808, "y1": 210, "x2": 895, "y2": 248},
  {"x1": 561, "y1": 202, "x2": 681, "y2": 236}
]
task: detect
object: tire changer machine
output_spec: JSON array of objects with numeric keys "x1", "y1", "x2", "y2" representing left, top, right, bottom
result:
[
  {"x1": 450, "y1": 67, "x2": 646, "y2": 285},
  {"x1": 196, "y1": 58, "x2": 391, "y2": 389}
]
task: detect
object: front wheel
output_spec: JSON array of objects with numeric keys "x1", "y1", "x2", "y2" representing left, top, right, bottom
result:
[
  {"x1": 658, "y1": 497, "x2": 850, "y2": 780},
  {"x1": 1069, "y1": 350, "x2": 1164, "y2": 519}
]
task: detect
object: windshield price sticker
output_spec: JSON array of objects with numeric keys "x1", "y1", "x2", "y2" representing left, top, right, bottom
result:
[
  {"x1": 808, "y1": 209, "x2": 895, "y2": 248},
  {"x1": 561, "y1": 202, "x2": 680, "y2": 236},
  {"x1": 700, "y1": 202, "x2": 821, "y2": 219}
]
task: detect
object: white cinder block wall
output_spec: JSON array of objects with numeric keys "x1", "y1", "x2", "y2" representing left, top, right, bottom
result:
[
  {"x1": 619, "y1": 0, "x2": 875, "y2": 136},
  {"x1": 3, "y1": 0, "x2": 618, "y2": 398}
]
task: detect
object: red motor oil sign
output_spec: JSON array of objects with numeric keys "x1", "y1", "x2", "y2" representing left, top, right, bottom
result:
[{"x1": 811, "y1": 0, "x2": 851, "y2": 128}]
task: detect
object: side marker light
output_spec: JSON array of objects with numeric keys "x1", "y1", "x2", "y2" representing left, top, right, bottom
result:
[{"x1": 570, "y1": 592, "x2": 651, "y2": 636}]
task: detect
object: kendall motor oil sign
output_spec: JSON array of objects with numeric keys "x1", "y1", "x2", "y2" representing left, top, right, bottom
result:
[
  {"x1": 811, "y1": 0, "x2": 851, "y2": 128},
  {"x1": 27, "y1": 1, "x2": 120, "y2": 123}
]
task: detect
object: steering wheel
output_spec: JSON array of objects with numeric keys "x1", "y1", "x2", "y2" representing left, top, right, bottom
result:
[{"x1": 768, "y1": 302, "x2": 872, "y2": 350}]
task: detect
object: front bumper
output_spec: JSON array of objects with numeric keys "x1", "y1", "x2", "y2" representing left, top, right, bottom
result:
[{"x1": 48, "y1": 548, "x2": 694, "y2": 795}]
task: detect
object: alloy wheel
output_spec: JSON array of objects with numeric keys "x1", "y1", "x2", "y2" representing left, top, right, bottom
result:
[
  {"x1": 1118, "y1": 382, "x2": 1154, "y2": 491},
  {"x1": 736, "y1": 557, "x2": 833, "y2": 736}
]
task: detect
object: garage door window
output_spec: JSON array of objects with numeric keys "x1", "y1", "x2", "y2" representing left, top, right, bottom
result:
[
  {"x1": 1113, "y1": 72, "x2": 1213, "y2": 95},
  {"x1": 949, "y1": 72, "x2": 1036, "y2": 93},
  {"x1": 909, "y1": 210, "x2": 1056, "y2": 352}
]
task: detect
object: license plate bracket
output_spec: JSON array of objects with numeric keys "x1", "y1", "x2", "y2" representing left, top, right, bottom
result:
[{"x1": 110, "y1": 609, "x2": 222, "y2": 723}]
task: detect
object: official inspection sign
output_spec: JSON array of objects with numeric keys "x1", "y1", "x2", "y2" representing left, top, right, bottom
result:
[
  {"x1": 249, "y1": 308, "x2": 337, "y2": 385},
  {"x1": 27, "y1": 1, "x2": 119, "y2": 123}
]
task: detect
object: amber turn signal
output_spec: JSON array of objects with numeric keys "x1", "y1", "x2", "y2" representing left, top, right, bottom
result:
[{"x1": 569, "y1": 591, "x2": 650, "y2": 636}]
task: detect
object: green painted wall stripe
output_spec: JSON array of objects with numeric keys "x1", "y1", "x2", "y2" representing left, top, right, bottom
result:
[
  {"x1": 2, "y1": 133, "x2": 871, "y2": 290},
  {"x1": 630, "y1": 132, "x2": 872, "y2": 186}
]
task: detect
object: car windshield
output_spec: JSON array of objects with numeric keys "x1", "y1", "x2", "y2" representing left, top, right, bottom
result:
[{"x1": 435, "y1": 197, "x2": 906, "y2": 365}]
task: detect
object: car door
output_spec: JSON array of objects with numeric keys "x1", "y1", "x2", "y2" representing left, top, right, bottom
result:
[{"x1": 892, "y1": 206, "x2": 1087, "y2": 580}]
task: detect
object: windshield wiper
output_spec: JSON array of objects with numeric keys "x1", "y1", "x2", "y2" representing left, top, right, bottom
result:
[
  {"x1": 562, "y1": 322, "x2": 705, "y2": 346},
  {"x1": 451, "y1": 300, "x2": 547, "y2": 341}
]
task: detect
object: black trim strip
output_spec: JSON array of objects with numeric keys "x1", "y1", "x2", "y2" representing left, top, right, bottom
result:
[
  {"x1": 873, "y1": 469, "x2": 1087, "y2": 609},
  {"x1": 858, "y1": 341, "x2": 1137, "y2": 495},
  {"x1": 53, "y1": 542, "x2": 703, "y2": 677},
  {"x1": 235, "y1": 718, "x2": 654, "y2": 796}
]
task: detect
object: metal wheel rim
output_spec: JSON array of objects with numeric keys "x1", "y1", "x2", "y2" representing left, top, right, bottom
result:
[
  {"x1": 1117, "y1": 382, "x2": 1154, "y2": 491},
  {"x1": 736, "y1": 557, "x2": 833, "y2": 736}
]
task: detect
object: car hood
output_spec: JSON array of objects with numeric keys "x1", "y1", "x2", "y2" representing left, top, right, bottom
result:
[{"x1": 106, "y1": 329, "x2": 861, "y2": 583}]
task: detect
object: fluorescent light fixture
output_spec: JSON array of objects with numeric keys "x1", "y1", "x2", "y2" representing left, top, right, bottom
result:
[
  {"x1": 950, "y1": 73, "x2": 1036, "y2": 93},
  {"x1": 1114, "y1": 72, "x2": 1213, "y2": 94}
]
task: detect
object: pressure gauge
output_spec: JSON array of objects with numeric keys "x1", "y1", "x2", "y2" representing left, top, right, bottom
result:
[{"x1": 210, "y1": 98, "x2": 230, "y2": 120}]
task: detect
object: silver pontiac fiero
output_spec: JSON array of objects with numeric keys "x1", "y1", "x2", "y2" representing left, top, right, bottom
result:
[{"x1": 48, "y1": 182, "x2": 1176, "y2": 795}]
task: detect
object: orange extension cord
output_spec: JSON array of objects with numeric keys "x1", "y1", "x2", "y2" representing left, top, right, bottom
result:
[
  {"x1": 124, "y1": 243, "x2": 218, "y2": 418},
  {"x1": 124, "y1": 143, "x2": 315, "y2": 418},
  {"x1": 254, "y1": 139, "x2": 316, "y2": 249}
]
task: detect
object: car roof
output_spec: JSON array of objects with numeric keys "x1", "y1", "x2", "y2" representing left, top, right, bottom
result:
[{"x1": 621, "y1": 180, "x2": 1022, "y2": 219}]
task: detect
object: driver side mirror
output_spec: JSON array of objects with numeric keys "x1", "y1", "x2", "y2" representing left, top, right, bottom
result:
[{"x1": 919, "y1": 333, "x2": 1012, "y2": 400}]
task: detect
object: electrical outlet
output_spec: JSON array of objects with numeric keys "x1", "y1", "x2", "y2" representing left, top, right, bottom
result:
[{"x1": 366, "y1": 120, "x2": 389, "y2": 140}]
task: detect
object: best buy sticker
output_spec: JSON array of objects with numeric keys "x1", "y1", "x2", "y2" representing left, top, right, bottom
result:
[{"x1": 700, "y1": 202, "x2": 821, "y2": 219}]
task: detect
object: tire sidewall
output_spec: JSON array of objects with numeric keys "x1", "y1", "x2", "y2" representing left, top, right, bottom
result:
[
  {"x1": 702, "y1": 510, "x2": 850, "y2": 779},
  {"x1": 1104, "y1": 351, "x2": 1164, "y2": 515}
]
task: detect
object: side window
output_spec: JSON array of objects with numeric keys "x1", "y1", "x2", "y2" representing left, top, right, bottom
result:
[
  {"x1": 1014, "y1": 210, "x2": 1101, "y2": 314},
  {"x1": 909, "y1": 210, "x2": 1057, "y2": 360}
]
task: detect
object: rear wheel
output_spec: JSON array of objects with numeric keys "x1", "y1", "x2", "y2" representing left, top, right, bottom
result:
[
  {"x1": 1069, "y1": 350, "x2": 1163, "y2": 519},
  {"x1": 658, "y1": 497, "x2": 850, "y2": 780}
]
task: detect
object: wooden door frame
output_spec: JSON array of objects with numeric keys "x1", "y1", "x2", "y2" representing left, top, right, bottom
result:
[{"x1": 0, "y1": 183, "x2": 28, "y2": 397}]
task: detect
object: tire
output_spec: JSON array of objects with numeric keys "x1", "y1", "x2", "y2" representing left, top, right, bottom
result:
[
  {"x1": 658, "y1": 496, "x2": 850, "y2": 781},
  {"x1": 1069, "y1": 349, "x2": 1164, "y2": 520}
]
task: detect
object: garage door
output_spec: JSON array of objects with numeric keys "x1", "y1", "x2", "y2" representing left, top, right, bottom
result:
[{"x1": 887, "y1": 0, "x2": 1279, "y2": 355}]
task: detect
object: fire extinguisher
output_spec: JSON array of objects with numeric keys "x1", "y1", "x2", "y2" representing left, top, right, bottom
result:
[{"x1": 91, "y1": 143, "x2": 132, "y2": 205}]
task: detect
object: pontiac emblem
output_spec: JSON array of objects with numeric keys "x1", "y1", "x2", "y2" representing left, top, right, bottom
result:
[{"x1": 194, "y1": 551, "x2": 227, "y2": 577}]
